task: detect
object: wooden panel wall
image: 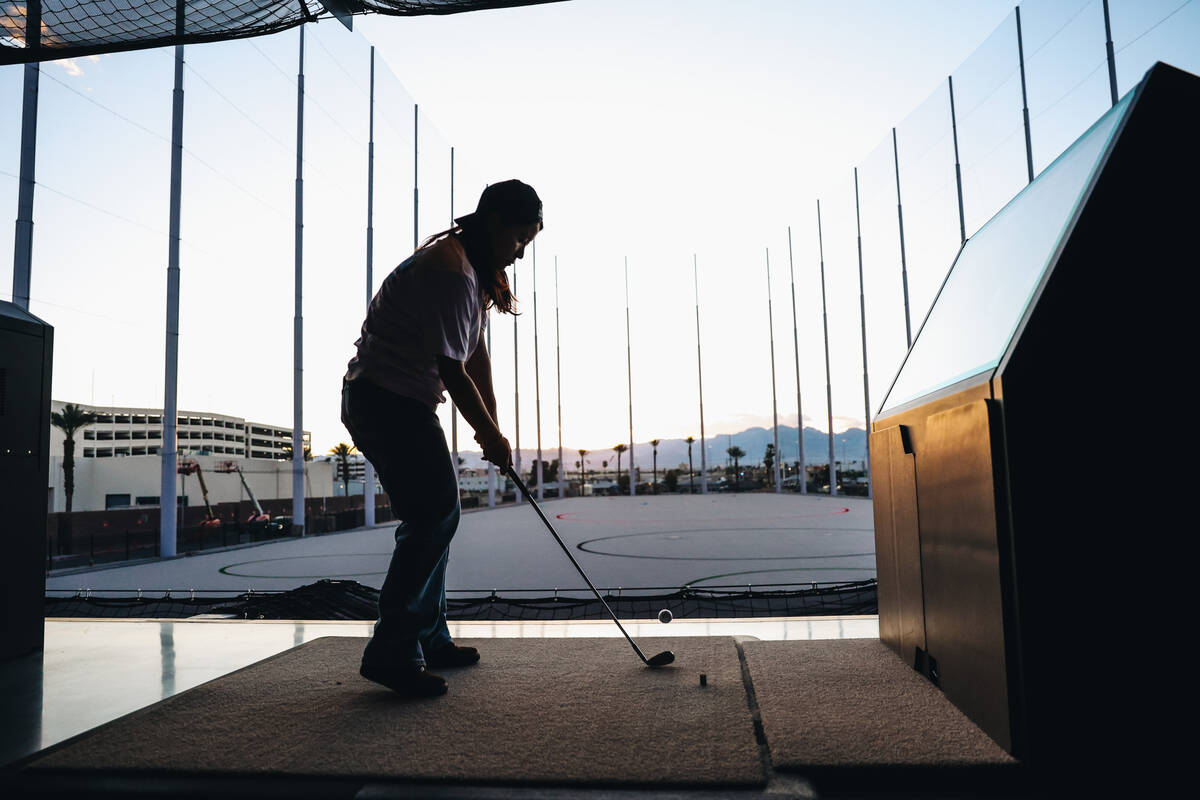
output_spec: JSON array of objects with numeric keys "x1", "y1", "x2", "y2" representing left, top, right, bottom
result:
[
  {"x1": 869, "y1": 424, "x2": 925, "y2": 668},
  {"x1": 919, "y1": 399, "x2": 1011, "y2": 752}
]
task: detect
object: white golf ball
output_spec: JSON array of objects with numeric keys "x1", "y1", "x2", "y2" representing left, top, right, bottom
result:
[{"x1": 658, "y1": 609, "x2": 673, "y2": 624}]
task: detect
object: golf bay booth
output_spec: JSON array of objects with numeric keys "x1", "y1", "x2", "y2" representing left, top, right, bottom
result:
[{"x1": 868, "y1": 61, "x2": 1197, "y2": 776}]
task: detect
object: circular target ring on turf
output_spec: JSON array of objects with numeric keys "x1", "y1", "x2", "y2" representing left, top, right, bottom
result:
[
  {"x1": 219, "y1": 553, "x2": 390, "y2": 579},
  {"x1": 683, "y1": 566, "x2": 877, "y2": 587},
  {"x1": 556, "y1": 507, "x2": 851, "y2": 524},
  {"x1": 575, "y1": 527, "x2": 876, "y2": 561}
]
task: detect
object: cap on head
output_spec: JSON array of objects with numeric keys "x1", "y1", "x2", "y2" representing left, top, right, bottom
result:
[{"x1": 456, "y1": 179, "x2": 543, "y2": 230}]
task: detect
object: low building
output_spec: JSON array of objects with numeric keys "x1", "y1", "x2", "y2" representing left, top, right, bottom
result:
[
  {"x1": 50, "y1": 400, "x2": 310, "y2": 461},
  {"x1": 46, "y1": 401, "x2": 325, "y2": 513},
  {"x1": 47, "y1": 452, "x2": 334, "y2": 514}
]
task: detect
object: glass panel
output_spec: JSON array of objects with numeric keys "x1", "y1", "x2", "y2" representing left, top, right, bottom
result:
[{"x1": 880, "y1": 92, "x2": 1132, "y2": 413}]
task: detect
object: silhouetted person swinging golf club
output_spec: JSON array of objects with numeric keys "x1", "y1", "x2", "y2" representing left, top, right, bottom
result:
[
  {"x1": 344, "y1": 180, "x2": 672, "y2": 698},
  {"x1": 342, "y1": 180, "x2": 540, "y2": 696}
]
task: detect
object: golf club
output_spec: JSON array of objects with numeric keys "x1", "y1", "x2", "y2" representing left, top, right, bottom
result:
[{"x1": 504, "y1": 466, "x2": 675, "y2": 669}]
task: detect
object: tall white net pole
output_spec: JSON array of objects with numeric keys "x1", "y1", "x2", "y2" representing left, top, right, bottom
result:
[
  {"x1": 766, "y1": 248, "x2": 781, "y2": 493},
  {"x1": 513, "y1": 268, "x2": 521, "y2": 504},
  {"x1": 12, "y1": 58, "x2": 37, "y2": 309},
  {"x1": 291, "y1": 26, "x2": 306, "y2": 536},
  {"x1": 694, "y1": 255, "x2": 707, "y2": 494},
  {"x1": 625, "y1": 257, "x2": 635, "y2": 497},
  {"x1": 161, "y1": 32, "x2": 186, "y2": 558},
  {"x1": 486, "y1": 311, "x2": 495, "y2": 507},
  {"x1": 555, "y1": 257, "x2": 564, "y2": 498},
  {"x1": 853, "y1": 170, "x2": 872, "y2": 498},
  {"x1": 787, "y1": 227, "x2": 807, "y2": 494},
  {"x1": 363, "y1": 46, "x2": 376, "y2": 527},
  {"x1": 533, "y1": 242, "x2": 544, "y2": 501},
  {"x1": 817, "y1": 200, "x2": 837, "y2": 497},
  {"x1": 449, "y1": 146, "x2": 458, "y2": 503}
]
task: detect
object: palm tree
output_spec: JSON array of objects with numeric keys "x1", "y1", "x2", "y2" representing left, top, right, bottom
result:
[
  {"x1": 50, "y1": 403, "x2": 97, "y2": 513},
  {"x1": 727, "y1": 446, "x2": 746, "y2": 491},
  {"x1": 578, "y1": 449, "x2": 589, "y2": 487},
  {"x1": 685, "y1": 436, "x2": 696, "y2": 494},
  {"x1": 612, "y1": 443, "x2": 627, "y2": 489},
  {"x1": 329, "y1": 442, "x2": 356, "y2": 495},
  {"x1": 650, "y1": 439, "x2": 660, "y2": 494}
]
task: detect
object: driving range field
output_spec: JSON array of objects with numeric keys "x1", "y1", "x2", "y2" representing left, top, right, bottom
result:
[{"x1": 45, "y1": 493, "x2": 876, "y2": 596}]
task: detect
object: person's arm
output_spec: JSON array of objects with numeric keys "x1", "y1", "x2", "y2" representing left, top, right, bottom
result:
[
  {"x1": 437, "y1": 354, "x2": 510, "y2": 469},
  {"x1": 464, "y1": 329, "x2": 498, "y2": 422}
]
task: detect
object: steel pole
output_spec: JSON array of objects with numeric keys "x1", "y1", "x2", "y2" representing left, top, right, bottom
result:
[
  {"x1": 533, "y1": 242, "x2": 544, "y2": 501},
  {"x1": 161, "y1": 35, "x2": 186, "y2": 559},
  {"x1": 291, "y1": 26, "x2": 306, "y2": 536},
  {"x1": 487, "y1": 312, "x2": 496, "y2": 507},
  {"x1": 949, "y1": 75, "x2": 966, "y2": 245},
  {"x1": 625, "y1": 257, "x2": 635, "y2": 497},
  {"x1": 694, "y1": 255, "x2": 708, "y2": 494},
  {"x1": 555, "y1": 257, "x2": 564, "y2": 497},
  {"x1": 12, "y1": 70, "x2": 37, "y2": 310},
  {"x1": 853, "y1": 169, "x2": 873, "y2": 498},
  {"x1": 413, "y1": 104, "x2": 418, "y2": 249},
  {"x1": 513, "y1": 267, "x2": 521, "y2": 503},
  {"x1": 1016, "y1": 7, "x2": 1035, "y2": 183},
  {"x1": 449, "y1": 146, "x2": 458, "y2": 502},
  {"x1": 766, "y1": 248, "x2": 781, "y2": 493},
  {"x1": 787, "y1": 226, "x2": 806, "y2": 494},
  {"x1": 1103, "y1": 0, "x2": 1119, "y2": 106},
  {"x1": 893, "y1": 128, "x2": 912, "y2": 349},
  {"x1": 817, "y1": 200, "x2": 837, "y2": 497},
  {"x1": 11, "y1": 4, "x2": 39, "y2": 310},
  {"x1": 363, "y1": 46, "x2": 377, "y2": 526}
]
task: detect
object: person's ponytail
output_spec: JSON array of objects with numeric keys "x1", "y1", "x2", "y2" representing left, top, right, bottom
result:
[{"x1": 484, "y1": 267, "x2": 517, "y2": 315}]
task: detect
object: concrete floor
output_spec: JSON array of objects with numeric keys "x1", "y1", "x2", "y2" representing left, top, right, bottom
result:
[{"x1": 46, "y1": 493, "x2": 876, "y2": 596}]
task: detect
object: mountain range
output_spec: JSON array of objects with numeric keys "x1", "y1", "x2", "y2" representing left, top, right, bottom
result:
[{"x1": 454, "y1": 425, "x2": 867, "y2": 472}]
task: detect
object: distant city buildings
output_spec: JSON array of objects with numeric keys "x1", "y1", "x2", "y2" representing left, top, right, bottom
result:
[
  {"x1": 46, "y1": 401, "x2": 325, "y2": 513},
  {"x1": 50, "y1": 400, "x2": 310, "y2": 460}
]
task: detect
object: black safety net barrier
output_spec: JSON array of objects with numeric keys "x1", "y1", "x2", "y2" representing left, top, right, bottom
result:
[
  {"x1": 46, "y1": 578, "x2": 878, "y2": 620},
  {"x1": 2, "y1": 1, "x2": 566, "y2": 65}
]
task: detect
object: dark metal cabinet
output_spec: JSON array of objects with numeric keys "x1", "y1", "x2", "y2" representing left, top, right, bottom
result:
[
  {"x1": 0, "y1": 300, "x2": 53, "y2": 660},
  {"x1": 870, "y1": 63, "x2": 1199, "y2": 770}
]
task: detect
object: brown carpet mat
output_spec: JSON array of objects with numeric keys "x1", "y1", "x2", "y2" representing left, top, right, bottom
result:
[
  {"x1": 28, "y1": 636, "x2": 765, "y2": 789},
  {"x1": 741, "y1": 639, "x2": 1016, "y2": 771}
]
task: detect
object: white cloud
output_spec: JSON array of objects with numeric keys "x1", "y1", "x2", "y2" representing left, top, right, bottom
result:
[{"x1": 52, "y1": 58, "x2": 84, "y2": 77}]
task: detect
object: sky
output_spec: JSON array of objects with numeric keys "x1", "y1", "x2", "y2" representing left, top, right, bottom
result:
[{"x1": 2, "y1": 0, "x2": 1198, "y2": 459}]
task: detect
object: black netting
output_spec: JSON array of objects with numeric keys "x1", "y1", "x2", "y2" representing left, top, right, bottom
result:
[
  {"x1": 46, "y1": 578, "x2": 878, "y2": 620},
  {"x1": 444, "y1": 580, "x2": 879, "y2": 620},
  {"x1": 1, "y1": 1, "x2": 565, "y2": 65}
]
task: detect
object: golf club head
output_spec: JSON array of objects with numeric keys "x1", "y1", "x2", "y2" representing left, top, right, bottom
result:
[{"x1": 646, "y1": 650, "x2": 675, "y2": 668}]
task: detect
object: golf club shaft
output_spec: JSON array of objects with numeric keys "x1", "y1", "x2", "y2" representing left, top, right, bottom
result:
[{"x1": 504, "y1": 467, "x2": 649, "y2": 663}]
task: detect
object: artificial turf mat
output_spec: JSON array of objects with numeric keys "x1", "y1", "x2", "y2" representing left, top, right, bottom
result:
[
  {"x1": 27, "y1": 636, "x2": 765, "y2": 789},
  {"x1": 741, "y1": 639, "x2": 1016, "y2": 772}
]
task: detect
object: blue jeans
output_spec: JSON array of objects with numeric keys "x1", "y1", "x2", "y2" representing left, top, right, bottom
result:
[{"x1": 341, "y1": 378, "x2": 459, "y2": 668}]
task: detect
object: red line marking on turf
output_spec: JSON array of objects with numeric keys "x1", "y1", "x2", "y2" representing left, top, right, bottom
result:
[{"x1": 554, "y1": 508, "x2": 851, "y2": 523}]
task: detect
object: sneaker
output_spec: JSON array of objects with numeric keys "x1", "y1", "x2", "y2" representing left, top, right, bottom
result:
[
  {"x1": 424, "y1": 642, "x2": 480, "y2": 668},
  {"x1": 359, "y1": 662, "x2": 448, "y2": 697}
]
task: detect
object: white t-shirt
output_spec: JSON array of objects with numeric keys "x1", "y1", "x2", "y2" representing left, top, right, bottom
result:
[{"x1": 345, "y1": 236, "x2": 484, "y2": 408}]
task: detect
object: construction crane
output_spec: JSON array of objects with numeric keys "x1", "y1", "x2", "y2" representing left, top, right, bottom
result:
[
  {"x1": 176, "y1": 458, "x2": 222, "y2": 530},
  {"x1": 215, "y1": 460, "x2": 270, "y2": 525}
]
